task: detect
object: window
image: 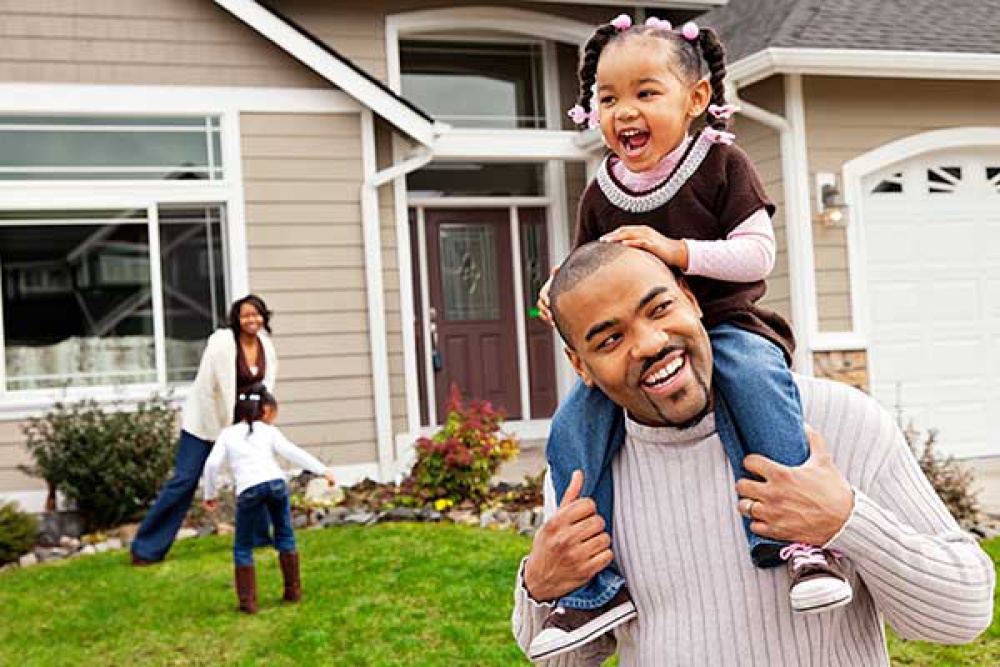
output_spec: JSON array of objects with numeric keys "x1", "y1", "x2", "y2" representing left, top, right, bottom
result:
[
  {"x1": 0, "y1": 115, "x2": 223, "y2": 181},
  {"x1": 0, "y1": 206, "x2": 227, "y2": 392},
  {"x1": 407, "y1": 162, "x2": 545, "y2": 197},
  {"x1": 400, "y1": 41, "x2": 546, "y2": 129}
]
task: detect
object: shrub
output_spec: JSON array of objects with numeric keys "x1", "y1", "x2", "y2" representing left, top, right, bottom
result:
[
  {"x1": 0, "y1": 502, "x2": 38, "y2": 564},
  {"x1": 405, "y1": 385, "x2": 519, "y2": 506},
  {"x1": 903, "y1": 423, "x2": 981, "y2": 528},
  {"x1": 19, "y1": 397, "x2": 177, "y2": 530}
]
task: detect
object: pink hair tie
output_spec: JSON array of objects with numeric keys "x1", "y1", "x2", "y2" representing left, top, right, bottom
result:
[
  {"x1": 587, "y1": 109, "x2": 600, "y2": 130},
  {"x1": 704, "y1": 127, "x2": 736, "y2": 145},
  {"x1": 567, "y1": 105, "x2": 589, "y2": 125},
  {"x1": 708, "y1": 104, "x2": 741, "y2": 120},
  {"x1": 681, "y1": 21, "x2": 700, "y2": 41},
  {"x1": 645, "y1": 17, "x2": 672, "y2": 30},
  {"x1": 611, "y1": 14, "x2": 632, "y2": 31}
]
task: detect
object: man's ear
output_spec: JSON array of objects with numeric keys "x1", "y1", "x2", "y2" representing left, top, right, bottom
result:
[
  {"x1": 564, "y1": 346, "x2": 595, "y2": 387},
  {"x1": 688, "y1": 77, "x2": 712, "y2": 118},
  {"x1": 677, "y1": 279, "x2": 702, "y2": 318}
]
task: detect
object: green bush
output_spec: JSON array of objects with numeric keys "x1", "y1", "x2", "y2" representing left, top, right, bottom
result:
[
  {"x1": 19, "y1": 397, "x2": 178, "y2": 530},
  {"x1": 0, "y1": 501, "x2": 38, "y2": 564},
  {"x1": 904, "y1": 423, "x2": 981, "y2": 528},
  {"x1": 404, "y1": 385, "x2": 519, "y2": 506}
]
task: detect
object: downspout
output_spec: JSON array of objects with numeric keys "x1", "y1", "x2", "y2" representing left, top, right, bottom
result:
[
  {"x1": 359, "y1": 108, "x2": 435, "y2": 481},
  {"x1": 727, "y1": 75, "x2": 817, "y2": 374}
]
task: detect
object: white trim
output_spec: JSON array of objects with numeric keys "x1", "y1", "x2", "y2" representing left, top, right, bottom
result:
[
  {"x1": 522, "y1": 0, "x2": 723, "y2": 7},
  {"x1": 221, "y1": 110, "x2": 250, "y2": 298},
  {"x1": 0, "y1": 83, "x2": 360, "y2": 114},
  {"x1": 415, "y1": 207, "x2": 437, "y2": 427},
  {"x1": 386, "y1": 6, "x2": 594, "y2": 96},
  {"x1": 359, "y1": 109, "x2": 395, "y2": 482},
  {"x1": 729, "y1": 47, "x2": 1000, "y2": 89},
  {"x1": 782, "y1": 75, "x2": 817, "y2": 374},
  {"x1": 510, "y1": 207, "x2": 533, "y2": 419},
  {"x1": 545, "y1": 160, "x2": 577, "y2": 401},
  {"x1": 840, "y1": 127, "x2": 1000, "y2": 349},
  {"x1": 147, "y1": 204, "x2": 168, "y2": 387},
  {"x1": 408, "y1": 196, "x2": 551, "y2": 208},
  {"x1": 434, "y1": 130, "x2": 591, "y2": 160},
  {"x1": 214, "y1": 0, "x2": 437, "y2": 145},
  {"x1": 811, "y1": 332, "x2": 868, "y2": 352}
]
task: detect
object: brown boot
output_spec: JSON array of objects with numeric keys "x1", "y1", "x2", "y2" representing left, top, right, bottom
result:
[
  {"x1": 279, "y1": 551, "x2": 302, "y2": 602},
  {"x1": 235, "y1": 564, "x2": 258, "y2": 614}
]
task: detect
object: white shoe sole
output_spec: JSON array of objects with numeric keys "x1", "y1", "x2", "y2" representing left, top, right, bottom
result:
[
  {"x1": 790, "y1": 579, "x2": 853, "y2": 614},
  {"x1": 528, "y1": 601, "x2": 637, "y2": 662}
]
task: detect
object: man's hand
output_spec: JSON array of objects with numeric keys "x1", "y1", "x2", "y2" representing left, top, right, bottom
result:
[
  {"x1": 735, "y1": 427, "x2": 854, "y2": 546},
  {"x1": 523, "y1": 471, "x2": 614, "y2": 603},
  {"x1": 601, "y1": 226, "x2": 689, "y2": 271}
]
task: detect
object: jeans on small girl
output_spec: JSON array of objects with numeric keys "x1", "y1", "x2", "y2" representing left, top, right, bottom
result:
[
  {"x1": 546, "y1": 323, "x2": 811, "y2": 610},
  {"x1": 233, "y1": 478, "x2": 297, "y2": 567}
]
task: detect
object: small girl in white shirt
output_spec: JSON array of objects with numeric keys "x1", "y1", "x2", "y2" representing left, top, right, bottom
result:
[{"x1": 203, "y1": 382, "x2": 336, "y2": 614}]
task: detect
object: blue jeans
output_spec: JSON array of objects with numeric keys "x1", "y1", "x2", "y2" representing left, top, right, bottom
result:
[
  {"x1": 546, "y1": 324, "x2": 808, "y2": 610},
  {"x1": 131, "y1": 430, "x2": 272, "y2": 562},
  {"x1": 233, "y1": 479, "x2": 297, "y2": 567}
]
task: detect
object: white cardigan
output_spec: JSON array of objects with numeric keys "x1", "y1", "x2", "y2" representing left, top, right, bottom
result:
[{"x1": 181, "y1": 328, "x2": 277, "y2": 442}]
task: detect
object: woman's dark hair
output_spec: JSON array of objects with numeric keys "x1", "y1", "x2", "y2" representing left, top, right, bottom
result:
[
  {"x1": 234, "y1": 382, "x2": 278, "y2": 435},
  {"x1": 574, "y1": 22, "x2": 729, "y2": 132},
  {"x1": 227, "y1": 294, "x2": 273, "y2": 336}
]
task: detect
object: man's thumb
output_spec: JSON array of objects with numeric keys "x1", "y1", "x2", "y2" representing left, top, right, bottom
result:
[
  {"x1": 805, "y1": 425, "x2": 828, "y2": 457},
  {"x1": 559, "y1": 470, "x2": 584, "y2": 508}
]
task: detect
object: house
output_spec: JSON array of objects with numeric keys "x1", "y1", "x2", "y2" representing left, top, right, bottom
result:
[{"x1": 0, "y1": 0, "x2": 996, "y2": 512}]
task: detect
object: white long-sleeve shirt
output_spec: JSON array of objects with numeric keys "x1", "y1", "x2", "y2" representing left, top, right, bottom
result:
[
  {"x1": 202, "y1": 421, "x2": 327, "y2": 499},
  {"x1": 512, "y1": 375, "x2": 995, "y2": 666}
]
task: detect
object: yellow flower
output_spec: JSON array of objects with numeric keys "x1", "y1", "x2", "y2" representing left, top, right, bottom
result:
[{"x1": 434, "y1": 498, "x2": 454, "y2": 511}]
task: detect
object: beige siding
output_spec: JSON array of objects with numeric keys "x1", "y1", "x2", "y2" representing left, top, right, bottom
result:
[
  {"x1": 0, "y1": 419, "x2": 42, "y2": 492},
  {"x1": 737, "y1": 77, "x2": 791, "y2": 324},
  {"x1": 243, "y1": 112, "x2": 378, "y2": 468},
  {"x1": 805, "y1": 76, "x2": 1000, "y2": 332},
  {"x1": 0, "y1": 0, "x2": 326, "y2": 87}
]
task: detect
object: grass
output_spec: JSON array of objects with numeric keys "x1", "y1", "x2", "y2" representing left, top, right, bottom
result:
[{"x1": 0, "y1": 526, "x2": 997, "y2": 666}]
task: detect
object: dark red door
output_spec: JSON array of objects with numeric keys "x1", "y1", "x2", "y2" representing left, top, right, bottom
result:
[
  {"x1": 519, "y1": 208, "x2": 558, "y2": 418},
  {"x1": 425, "y1": 209, "x2": 522, "y2": 420}
]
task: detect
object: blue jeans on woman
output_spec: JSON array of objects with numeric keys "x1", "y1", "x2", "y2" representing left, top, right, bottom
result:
[
  {"x1": 547, "y1": 323, "x2": 809, "y2": 610},
  {"x1": 233, "y1": 479, "x2": 297, "y2": 567},
  {"x1": 131, "y1": 430, "x2": 271, "y2": 563}
]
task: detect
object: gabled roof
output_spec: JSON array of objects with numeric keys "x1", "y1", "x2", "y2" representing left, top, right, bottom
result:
[
  {"x1": 702, "y1": 0, "x2": 1000, "y2": 62},
  {"x1": 214, "y1": 0, "x2": 438, "y2": 146}
]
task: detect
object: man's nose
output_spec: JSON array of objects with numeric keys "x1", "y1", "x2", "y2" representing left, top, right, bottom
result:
[{"x1": 630, "y1": 322, "x2": 670, "y2": 361}]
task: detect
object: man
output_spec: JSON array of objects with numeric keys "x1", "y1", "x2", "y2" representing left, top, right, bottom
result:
[{"x1": 512, "y1": 242, "x2": 994, "y2": 665}]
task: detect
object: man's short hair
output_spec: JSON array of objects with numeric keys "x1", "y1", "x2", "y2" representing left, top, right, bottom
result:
[{"x1": 550, "y1": 241, "x2": 683, "y2": 348}]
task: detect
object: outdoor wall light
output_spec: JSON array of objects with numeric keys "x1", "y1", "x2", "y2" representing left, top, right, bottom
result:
[{"x1": 815, "y1": 172, "x2": 849, "y2": 228}]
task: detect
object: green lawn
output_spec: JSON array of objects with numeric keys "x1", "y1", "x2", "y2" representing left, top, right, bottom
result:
[{"x1": 1, "y1": 525, "x2": 997, "y2": 666}]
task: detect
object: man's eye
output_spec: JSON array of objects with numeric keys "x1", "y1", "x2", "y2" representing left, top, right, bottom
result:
[
  {"x1": 652, "y1": 301, "x2": 671, "y2": 316},
  {"x1": 597, "y1": 333, "x2": 621, "y2": 350}
]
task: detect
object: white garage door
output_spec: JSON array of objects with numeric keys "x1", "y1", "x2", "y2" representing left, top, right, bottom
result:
[{"x1": 862, "y1": 149, "x2": 1000, "y2": 458}]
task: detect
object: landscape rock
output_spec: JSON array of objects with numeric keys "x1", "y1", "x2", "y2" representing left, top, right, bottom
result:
[
  {"x1": 19, "y1": 553, "x2": 38, "y2": 568},
  {"x1": 176, "y1": 528, "x2": 197, "y2": 541}
]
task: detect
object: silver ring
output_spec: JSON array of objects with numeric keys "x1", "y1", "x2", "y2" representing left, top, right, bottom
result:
[{"x1": 746, "y1": 499, "x2": 756, "y2": 519}]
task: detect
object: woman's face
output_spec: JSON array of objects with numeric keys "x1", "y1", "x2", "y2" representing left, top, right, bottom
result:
[{"x1": 238, "y1": 303, "x2": 264, "y2": 337}]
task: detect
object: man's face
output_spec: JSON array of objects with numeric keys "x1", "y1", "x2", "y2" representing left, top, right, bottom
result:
[{"x1": 559, "y1": 249, "x2": 714, "y2": 427}]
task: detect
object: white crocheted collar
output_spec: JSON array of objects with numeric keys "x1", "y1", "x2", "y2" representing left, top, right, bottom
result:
[{"x1": 596, "y1": 131, "x2": 715, "y2": 214}]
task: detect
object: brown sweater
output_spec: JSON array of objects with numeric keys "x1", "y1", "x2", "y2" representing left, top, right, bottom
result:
[{"x1": 575, "y1": 131, "x2": 794, "y2": 362}]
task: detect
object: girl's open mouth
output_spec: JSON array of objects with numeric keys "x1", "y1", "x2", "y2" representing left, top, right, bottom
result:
[{"x1": 618, "y1": 128, "x2": 651, "y2": 158}]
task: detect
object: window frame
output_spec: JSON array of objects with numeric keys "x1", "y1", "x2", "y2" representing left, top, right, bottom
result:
[{"x1": 0, "y1": 108, "x2": 247, "y2": 414}]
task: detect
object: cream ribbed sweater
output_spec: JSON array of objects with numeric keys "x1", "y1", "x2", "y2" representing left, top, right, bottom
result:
[{"x1": 512, "y1": 376, "x2": 995, "y2": 666}]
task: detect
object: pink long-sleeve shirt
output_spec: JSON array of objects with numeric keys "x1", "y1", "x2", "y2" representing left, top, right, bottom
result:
[{"x1": 611, "y1": 135, "x2": 775, "y2": 282}]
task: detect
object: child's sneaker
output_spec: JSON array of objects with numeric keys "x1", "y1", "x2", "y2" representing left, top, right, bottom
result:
[
  {"x1": 781, "y1": 543, "x2": 853, "y2": 613},
  {"x1": 528, "y1": 587, "x2": 637, "y2": 661}
]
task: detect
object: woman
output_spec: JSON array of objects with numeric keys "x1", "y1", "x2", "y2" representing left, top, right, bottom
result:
[{"x1": 131, "y1": 294, "x2": 279, "y2": 565}]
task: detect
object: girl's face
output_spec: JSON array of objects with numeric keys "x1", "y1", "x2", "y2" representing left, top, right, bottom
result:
[
  {"x1": 239, "y1": 303, "x2": 264, "y2": 337},
  {"x1": 262, "y1": 403, "x2": 278, "y2": 425},
  {"x1": 595, "y1": 37, "x2": 710, "y2": 173}
]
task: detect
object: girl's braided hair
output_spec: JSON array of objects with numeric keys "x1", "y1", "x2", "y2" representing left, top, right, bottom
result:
[{"x1": 574, "y1": 22, "x2": 729, "y2": 132}]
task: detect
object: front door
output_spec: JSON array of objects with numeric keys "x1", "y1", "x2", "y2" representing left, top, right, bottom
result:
[{"x1": 425, "y1": 209, "x2": 522, "y2": 420}]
